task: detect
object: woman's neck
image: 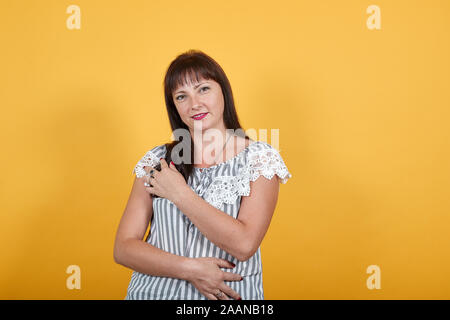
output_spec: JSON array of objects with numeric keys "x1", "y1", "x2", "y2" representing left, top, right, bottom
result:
[{"x1": 191, "y1": 129, "x2": 232, "y2": 166}]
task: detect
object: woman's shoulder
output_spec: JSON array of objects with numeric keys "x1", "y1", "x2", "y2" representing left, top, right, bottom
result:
[
  {"x1": 148, "y1": 143, "x2": 168, "y2": 156},
  {"x1": 246, "y1": 139, "x2": 282, "y2": 154},
  {"x1": 245, "y1": 140, "x2": 292, "y2": 184},
  {"x1": 139, "y1": 143, "x2": 168, "y2": 161},
  {"x1": 132, "y1": 143, "x2": 168, "y2": 178}
]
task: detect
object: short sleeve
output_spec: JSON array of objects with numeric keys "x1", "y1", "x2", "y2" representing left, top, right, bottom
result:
[
  {"x1": 202, "y1": 141, "x2": 292, "y2": 210},
  {"x1": 246, "y1": 141, "x2": 292, "y2": 184},
  {"x1": 132, "y1": 144, "x2": 167, "y2": 178}
]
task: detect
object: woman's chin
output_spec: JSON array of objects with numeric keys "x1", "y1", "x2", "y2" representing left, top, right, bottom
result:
[{"x1": 189, "y1": 120, "x2": 214, "y2": 132}]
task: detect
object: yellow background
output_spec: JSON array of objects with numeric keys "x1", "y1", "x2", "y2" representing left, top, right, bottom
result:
[{"x1": 1, "y1": 0, "x2": 449, "y2": 299}]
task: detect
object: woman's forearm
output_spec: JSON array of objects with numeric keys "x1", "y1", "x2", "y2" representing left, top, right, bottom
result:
[
  {"x1": 114, "y1": 238, "x2": 193, "y2": 280},
  {"x1": 173, "y1": 188, "x2": 251, "y2": 261}
]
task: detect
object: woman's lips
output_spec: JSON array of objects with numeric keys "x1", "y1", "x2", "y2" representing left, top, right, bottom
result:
[{"x1": 192, "y1": 112, "x2": 208, "y2": 120}]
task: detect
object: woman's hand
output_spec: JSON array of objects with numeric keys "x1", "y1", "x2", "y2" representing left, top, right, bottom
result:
[
  {"x1": 185, "y1": 257, "x2": 243, "y2": 300},
  {"x1": 144, "y1": 158, "x2": 190, "y2": 204}
]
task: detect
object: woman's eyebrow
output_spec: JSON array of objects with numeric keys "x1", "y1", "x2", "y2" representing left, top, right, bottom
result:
[{"x1": 175, "y1": 82, "x2": 209, "y2": 94}]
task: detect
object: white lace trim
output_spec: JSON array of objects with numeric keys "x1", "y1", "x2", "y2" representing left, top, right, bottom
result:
[
  {"x1": 204, "y1": 146, "x2": 292, "y2": 210},
  {"x1": 133, "y1": 144, "x2": 292, "y2": 210},
  {"x1": 132, "y1": 150, "x2": 160, "y2": 178}
]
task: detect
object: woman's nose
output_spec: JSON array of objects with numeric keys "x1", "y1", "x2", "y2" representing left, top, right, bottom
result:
[{"x1": 189, "y1": 94, "x2": 202, "y2": 108}]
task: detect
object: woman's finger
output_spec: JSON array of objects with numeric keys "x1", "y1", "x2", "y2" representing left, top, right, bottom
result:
[
  {"x1": 159, "y1": 158, "x2": 168, "y2": 169},
  {"x1": 143, "y1": 166, "x2": 156, "y2": 177},
  {"x1": 215, "y1": 258, "x2": 236, "y2": 269},
  {"x1": 222, "y1": 271, "x2": 243, "y2": 282},
  {"x1": 220, "y1": 292, "x2": 230, "y2": 300},
  {"x1": 204, "y1": 293, "x2": 218, "y2": 300},
  {"x1": 150, "y1": 175, "x2": 160, "y2": 185},
  {"x1": 213, "y1": 290, "x2": 230, "y2": 300},
  {"x1": 145, "y1": 186, "x2": 156, "y2": 195},
  {"x1": 219, "y1": 284, "x2": 241, "y2": 301},
  {"x1": 143, "y1": 167, "x2": 156, "y2": 185},
  {"x1": 144, "y1": 176, "x2": 154, "y2": 187},
  {"x1": 143, "y1": 165, "x2": 154, "y2": 172}
]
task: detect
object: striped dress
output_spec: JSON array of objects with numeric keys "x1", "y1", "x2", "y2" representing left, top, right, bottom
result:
[{"x1": 124, "y1": 140, "x2": 292, "y2": 300}]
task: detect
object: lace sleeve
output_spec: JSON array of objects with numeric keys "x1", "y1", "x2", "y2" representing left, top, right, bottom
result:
[
  {"x1": 246, "y1": 142, "x2": 292, "y2": 184},
  {"x1": 132, "y1": 144, "x2": 167, "y2": 178},
  {"x1": 203, "y1": 142, "x2": 292, "y2": 210}
]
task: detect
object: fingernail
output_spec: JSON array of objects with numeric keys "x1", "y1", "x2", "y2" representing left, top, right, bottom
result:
[
  {"x1": 240, "y1": 277, "x2": 243, "y2": 281},
  {"x1": 160, "y1": 158, "x2": 164, "y2": 160},
  {"x1": 237, "y1": 297, "x2": 242, "y2": 300},
  {"x1": 231, "y1": 263, "x2": 236, "y2": 268},
  {"x1": 170, "y1": 161, "x2": 174, "y2": 165}
]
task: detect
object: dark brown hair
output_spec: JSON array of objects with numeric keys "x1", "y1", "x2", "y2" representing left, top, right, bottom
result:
[{"x1": 159, "y1": 49, "x2": 250, "y2": 182}]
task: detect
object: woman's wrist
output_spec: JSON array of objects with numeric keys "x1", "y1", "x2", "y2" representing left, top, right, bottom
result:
[
  {"x1": 172, "y1": 185, "x2": 195, "y2": 208},
  {"x1": 179, "y1": 257, "x2": 197, "y2": 282}
]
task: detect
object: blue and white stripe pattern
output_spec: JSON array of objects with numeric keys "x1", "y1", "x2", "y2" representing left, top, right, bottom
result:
[{"x1": 125, "y1": 140, "x2": 292, "y2": 300}]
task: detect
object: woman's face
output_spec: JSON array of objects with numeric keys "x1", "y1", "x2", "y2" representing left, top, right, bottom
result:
[{"x1": 172, "y1": 77, "x2": 225, "y2": 133}]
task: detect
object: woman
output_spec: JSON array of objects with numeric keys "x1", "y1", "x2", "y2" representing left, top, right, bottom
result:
[{"x1": 113, "y1": 49, "x2": 292, "y2": 300}]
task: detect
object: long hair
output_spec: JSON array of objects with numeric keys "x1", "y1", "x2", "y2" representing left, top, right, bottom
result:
[{"x1": 158, "y1": 49, "x2": 250, "y2": 183}]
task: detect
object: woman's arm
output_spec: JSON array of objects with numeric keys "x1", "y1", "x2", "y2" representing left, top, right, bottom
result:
[
  {"x1": 114, "y1": 173, "x2": 242, "y2": 299},
  {"x1": 173, "y1": 174, "x2": 280, "y2": 262},
  {"x1": 113, "y1": 173, "x2": 191, "y2": 279},
  {"x1": 115, "y1": 238, "x2": 192, "y2": 280}
]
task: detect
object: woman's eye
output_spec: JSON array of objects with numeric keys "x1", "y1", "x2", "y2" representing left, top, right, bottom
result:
[{"x1": 175, "y1": 87, "x2": 208, "y2": 101}]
